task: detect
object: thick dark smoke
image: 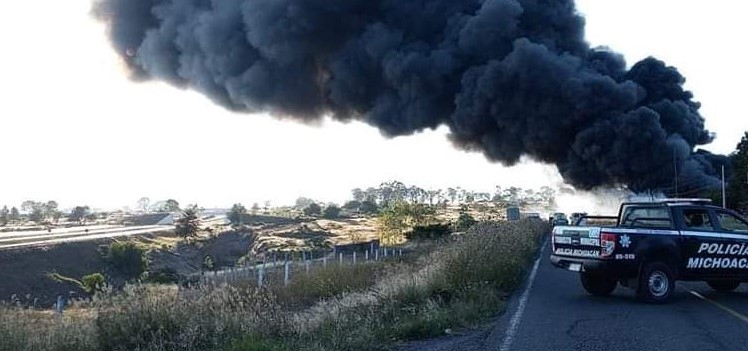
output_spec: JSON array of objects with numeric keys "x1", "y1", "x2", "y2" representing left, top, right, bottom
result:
[{"x1": 93, "y1": 0, "x2": 730, "y2": 193}]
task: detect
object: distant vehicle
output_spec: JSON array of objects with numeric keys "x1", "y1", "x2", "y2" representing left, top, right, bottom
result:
[
  {"x1": 550, "y1": 212, "x2": 568, "y2": 227},
  {"x1": 526, "y1": 212, "x2": 541, "y2": 220},
  {"x1": 570, "y1": 212, "x2": 587, "y2": 225},
  {"x1": 551, "y1": 198, "x2": 748, "y2": 303},
  {"x1": 506, "y1": 206, "x2": 521, "y2": 221}
]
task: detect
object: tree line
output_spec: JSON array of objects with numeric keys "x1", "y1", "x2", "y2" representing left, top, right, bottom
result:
[
  {"x1": 0, "y1": 196, "x2": 185, "y2": 227},
  {"x1": 343, "y1": 181, "x2": 556, "y2": 210},
  {"x1": 220, "y1": 181, "x2": 557, "y2": 227},
  {"x1": 0, "y1": 201, "x2": 97, "y2": 226}
]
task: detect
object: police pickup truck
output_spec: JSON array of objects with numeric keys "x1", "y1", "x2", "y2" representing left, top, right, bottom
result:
[{"x1": 550, "y1": 199, "x2": 748, "y2": 303}]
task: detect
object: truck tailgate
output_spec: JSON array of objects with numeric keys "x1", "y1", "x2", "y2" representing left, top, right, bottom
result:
[{"x1": 552, "y1": 226, "x2": 602, "y2": 258}]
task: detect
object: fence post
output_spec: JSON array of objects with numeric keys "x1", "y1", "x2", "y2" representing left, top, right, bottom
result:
[
  {"x1": 284, "y1": 261, "x2": 290, "y2": 286},
  {"x1": 305, "y1": 259, "x2": 310, "y2": 275},
  {"x1": 384, "y1": 248, "x2": 388, "y2": 258},
  {"x1": 258, "y1": 265, "x2": 265, "y2": 287},
  {"x1": 55, "y1": 295, "x2": 64, "y2": 320},
  {"x1": 365, "y1": 250, "x2": 369, "y2": 261},
  {"x1": 323, "y1": 254, "x2": 328, "y2": 267},
  {"x1": 339, "y1": 252, "x2": 343, "y2": 265},
  {"x1": 375, "y1": 249, "x2": 379, "y2": 261},
  {"x1": 353, "y1": 251, "x2": 357, "y2": 264},
  {"x1": 399, "y1": 249, "x2": 402, "y2": 257}
]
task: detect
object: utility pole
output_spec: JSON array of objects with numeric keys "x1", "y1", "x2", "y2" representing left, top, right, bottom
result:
[
  {"x1": 673, "y1": 148, "x2": 679, "y2": 198},
  {"x1": 722, "y1": 165, "x2": 727, "y2": 208}
]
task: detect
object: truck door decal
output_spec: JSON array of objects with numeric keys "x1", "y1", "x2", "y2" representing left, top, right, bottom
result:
[{"x1": 684, "y1": 241, "x2": 748, "y2": 269}]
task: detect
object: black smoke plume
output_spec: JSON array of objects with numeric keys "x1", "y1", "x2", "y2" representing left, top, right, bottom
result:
[{"x1": 93, "y1": 0, "x2": 730, "y2": 194}]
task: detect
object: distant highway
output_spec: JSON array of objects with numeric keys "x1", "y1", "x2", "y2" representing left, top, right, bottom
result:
[
  {"x1": 0, "y1": 215, "x2": 226, "y2": 250},
  {"x1": 0, "y1": 225, "x2": 174, "y2": 250}
]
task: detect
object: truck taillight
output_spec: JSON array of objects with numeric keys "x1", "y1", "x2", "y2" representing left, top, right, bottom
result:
[
  {"x1": 600, "y1": 232, "x2": 616, "y2": 258},
  {"x1": 551, "y1": 228, "x2": 556, "y2": 247}
]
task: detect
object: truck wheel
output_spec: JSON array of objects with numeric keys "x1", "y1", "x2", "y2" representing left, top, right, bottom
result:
[
  {"x1": 707, "y1": 280, "x2": 741, "y2": 292},
  {"x1": 580, "y1": 272, "x2": 617, "y2": 296},
  {"x1": 637, "y1": 262, "x2": 675, "y2": 303}
]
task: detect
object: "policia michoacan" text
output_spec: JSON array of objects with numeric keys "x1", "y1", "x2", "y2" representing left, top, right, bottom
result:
[{"x1": 686, "y1": 243, "x2": 748, "y2": 269}]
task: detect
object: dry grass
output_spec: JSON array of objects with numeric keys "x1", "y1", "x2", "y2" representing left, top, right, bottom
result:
[{"x1": 0, "y1": 220, "x2": 546, "y2": 351}]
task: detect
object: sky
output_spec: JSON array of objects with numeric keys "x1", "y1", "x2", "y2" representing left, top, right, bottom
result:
[{"x1": 0, "y1": 1, "x2": 746, "y2": 211}]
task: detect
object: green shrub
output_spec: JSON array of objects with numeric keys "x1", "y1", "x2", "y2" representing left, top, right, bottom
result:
[
  {"x1": 203, "y1": 255, "x2": 215, "y2": 270},
  {"x1": 145, "y1": 268, "x2": 180, "y2": 284},
  {"x1": 454, "y1": 210, "x2": 477, "y2": 231},
  {"x1": 105, "y1": 241, "x2": 147, "y2": 280},
  {"x1": 404, "y1": 223, "x2": 452, "y2": 241},
  {"x1": 303, "y1": 203, "x2": 321, "y2": 217},
  {"x1": 322, "y1": 205, "x2": 341, "y2": 219},
  {"x1": 81, "y1": 273, "x2": 107, "y2": 294}
]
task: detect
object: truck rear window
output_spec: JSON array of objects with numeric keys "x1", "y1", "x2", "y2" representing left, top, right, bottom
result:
[{"x1": 620, "y1": 206, "x2": 672, "y2": 228}]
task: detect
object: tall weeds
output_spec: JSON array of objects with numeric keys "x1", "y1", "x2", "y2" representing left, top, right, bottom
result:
[{"x1": 0, "y1": 220, "x2": 546, "y2": 351}]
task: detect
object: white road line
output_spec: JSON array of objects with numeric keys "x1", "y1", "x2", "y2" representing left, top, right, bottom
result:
[
  {"x1": 687, "y1": 289, "x2": 748, "y2": 324},
  {"x1": 499, "y1": 238, "x2": 548, "y2": 351}
]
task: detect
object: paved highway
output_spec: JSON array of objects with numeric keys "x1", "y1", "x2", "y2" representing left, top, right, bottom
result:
[
  {"x1": 0, "y1": 215, "x2": 224, "y2": 250},
  {"x1": 0, "y1": 225, "x2": 173, "y2": 249},
  {"x1": 491, "y1": 241, "x2": 748, "y2": 351}
]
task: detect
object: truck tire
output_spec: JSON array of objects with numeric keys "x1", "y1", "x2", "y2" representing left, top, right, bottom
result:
[
  {"x1": 637, "y1": 262, "x2": 675, "y2": 303},
  {"x1": 580, "y1": 272, "x2": 617, "y2": 296},
  {"x1": 707, "y1": 280, "x2": 741, "y2": 292}
]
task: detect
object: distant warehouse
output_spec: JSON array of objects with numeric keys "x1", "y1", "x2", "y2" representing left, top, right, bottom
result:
[{"x1": 123, "y1": 213, "x2": 174, "y2": 226}]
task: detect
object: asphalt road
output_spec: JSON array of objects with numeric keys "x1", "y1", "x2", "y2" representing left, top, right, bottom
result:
[
  {"x1": 0, "y1": 225, "x2": 173, "y2": 249},
  {"x1": 493, "y1": 241, "x2": 748, "y2": 351}
]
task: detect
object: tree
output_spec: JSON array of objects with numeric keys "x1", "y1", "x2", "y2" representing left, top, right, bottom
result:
[
  {"x1": 426, "y1": 189, "x2": 442, "y2": 205},
  {"x1": 323, "y1": 204, "x2": 341, "y2": 219},
  {"x1": 447, "y1": 188, "x2": 457, "y2": 204},
  {"x1": 0, "y1": 206, "x2": 8, "y2": 226},
  {"x1": 728, "y1": 132, "x2": 748, "y2": 211},
  {"x1": 85, "y1": 212, "x2": 98, "y2": 222},
  {"x1": 378, "y1": 202, "x2": 437, "y2": 244},
  {"x1": 227, "y1": 203, "x2": 247, "y2": 227},
  {"x1": 343, "y1": 200, "x2": 361, "y2": 211},
  {"x1": 455, "y1": 205, "x2": 477, "y2": 231},
  {"x1": 106, "y1": 241, "x2": 147, "y2": 280},
  {"x1": 303, "y1": 203, "x2": 322, "y2": 217},
  {"x1": 464, "y1": 192, "x2": 475, "y2": 204},
  {"x1": 44, "y1": 201, "x2": 58, "y2": 219},
  {"x1": 9, "y1": 207, "x2": 19, "y2": 222},
  {"x1": 162, "y1": 199, "x2": 180, "y2": 212},
  {"x1": 29, "y1": 207, "x2": 44, "y2": 223},
  {"x1": 364, "y1": 187, "x2": 379, "y2": 203},
  {"x1": 137, "y1": 197, "x2": 151, "y2": 213},
  {"x1": 20, "y1": 200, "x2": 35, "y2": 214},
  {"x1": 20, "y1": 200, "x2": 45, "y2": 223},
  {"x1": 359, "y1": 200, "x2": 379, "y2": 214},
  {"x1": 351, "y1": 188, "x2": 365, "y2": 202},
  {"x1": 175, "y1": 205, "x2": 201, "y2": 238},
  {"x1": 295, "y1": 197, "x2": 316, "y2": 210},
  {"x1": 51, "y1": 211, "x2": 64, "y2": 223},
  {"x1": 69, "y1": 206, "x2": 91, "y2": 225},
  {"x1": 407, "y1": 186, "x2": 426, "y2": 204}
]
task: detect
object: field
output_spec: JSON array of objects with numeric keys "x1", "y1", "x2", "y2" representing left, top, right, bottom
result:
[{"x1": 0, "y1": 219, "x2": 547, "y2": 351}]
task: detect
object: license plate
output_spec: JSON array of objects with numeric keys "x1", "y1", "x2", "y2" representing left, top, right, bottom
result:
[{"x1": 568, "y1": 263, "x2": 582, "y2": 272}]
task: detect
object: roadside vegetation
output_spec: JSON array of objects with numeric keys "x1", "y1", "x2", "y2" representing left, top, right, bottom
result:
[{"x1": 0, "y1": 219, "x2": 546, "y2": 351}]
